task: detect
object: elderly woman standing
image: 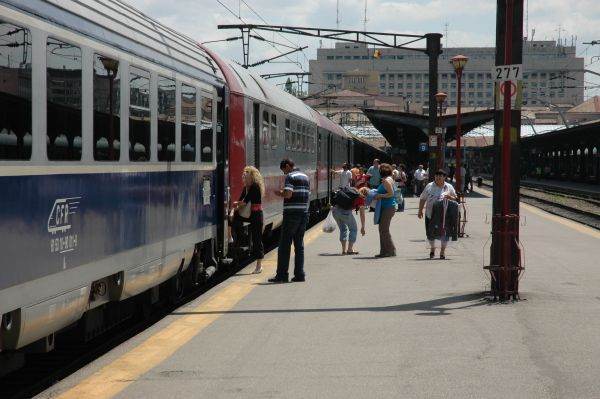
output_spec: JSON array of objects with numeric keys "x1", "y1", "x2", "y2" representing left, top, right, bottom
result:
[
  {"x1": 231, "y1": 166, "x2": 265, "y2": 273},
  {"x1": 418, "y1": 169, "x2": 457, "y2": 259},
  {"x1": 372, "y1": 163, "x2": 398, "y2": 258}
]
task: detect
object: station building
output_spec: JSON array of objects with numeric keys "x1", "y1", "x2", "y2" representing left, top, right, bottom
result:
[{"x1": 309, "y1": 40, "x2": 584, "y2": 109}]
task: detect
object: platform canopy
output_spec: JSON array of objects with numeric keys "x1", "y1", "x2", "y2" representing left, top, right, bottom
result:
[{"x1": 363, "y1": 108, "x2": 494, "y2": 164}]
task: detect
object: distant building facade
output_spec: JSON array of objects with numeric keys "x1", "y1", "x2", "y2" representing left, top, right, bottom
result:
[{"x1": 309, "y1": 40, "x2": 584, "y2": 109}]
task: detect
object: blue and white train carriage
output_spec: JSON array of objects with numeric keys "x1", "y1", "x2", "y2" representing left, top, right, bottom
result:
[{"x1": 0, "y1": 0, "x2": 227, "y2": 353}]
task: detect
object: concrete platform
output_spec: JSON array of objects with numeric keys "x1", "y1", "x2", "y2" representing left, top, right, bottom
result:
[{"x1": 38, "y1": 191, "x2": 600, "y2": 399}]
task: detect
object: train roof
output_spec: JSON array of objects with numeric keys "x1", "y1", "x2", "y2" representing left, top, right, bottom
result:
[
  {"x1": 219, "y1": 56, "x2": 317, "y2": 123},
  {"x1": 8, "y1": 0, "x2": 223, "y2": 84}
]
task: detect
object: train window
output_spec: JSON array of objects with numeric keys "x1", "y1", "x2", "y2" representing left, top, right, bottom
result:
[
  {"x1": 285, "y1": 119, "x2": 291, "y2": 150},
  {"x1": 157, "y1": 76, "x2": 175, "y2": 161},
  {"x1": 181, "y1": 84, "x2": 196, "y2": 162},
  {"x1": 262, "y1": 110, "x2": 269, "y2": 149},
  {"x1": 200, "y1": 96, "x2": 213, "y2": 163},
  {"x1": 47, "y1": 37, "x2": 82, "y2": 161},
  {"x1": 296, "y1": 123, "x2": 302, "y2": 151},
  {"x1": 129, "y1": 66, "x2": 150, "y2": 161},
  {"x1": 93, "y1": 55, "x2": 120, "y2": 161},
  {"x1": 302, "y1": 124, "x2": 307, "y2": 152},
  {"x1": 0, "y1": 22, "x2": 32, "y2": 160},
  {"x1": 291, "y1": 120, "x2": 297, "y2": 151},
  {"x1": 270, "y1": 114, "x2": 277, "y2": 148}
]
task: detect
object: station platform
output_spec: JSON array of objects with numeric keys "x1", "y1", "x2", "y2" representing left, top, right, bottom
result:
[{"x1": 38, "y1": 190, "x2": 600, "y2": 399}]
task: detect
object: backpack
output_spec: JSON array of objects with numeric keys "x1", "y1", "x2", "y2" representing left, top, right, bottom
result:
[{"x1": 332, "y1": 186, "x2": 360, "y2": 210}]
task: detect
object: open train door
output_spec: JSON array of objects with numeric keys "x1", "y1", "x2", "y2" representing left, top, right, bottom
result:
[{"x1": 216, "y1": 87, "x2": 229, "y2": 260}]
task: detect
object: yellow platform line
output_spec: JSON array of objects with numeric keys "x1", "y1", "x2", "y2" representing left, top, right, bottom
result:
[
  {"x1": 475, "y1": 186, "x2": 599, "y2": 239},
  {"x1": 57, "y1": 223, "x2": 323, "y2": 399}
]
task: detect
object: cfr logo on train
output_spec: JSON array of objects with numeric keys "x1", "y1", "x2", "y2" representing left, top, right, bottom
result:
[{"x1": 47, "y1": 197, "x2": 81, "y2": 254}]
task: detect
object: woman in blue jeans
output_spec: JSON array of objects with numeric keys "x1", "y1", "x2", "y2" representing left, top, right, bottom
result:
[{"x1": 332, "y1": 192, "x2": 366, "y2": 255}]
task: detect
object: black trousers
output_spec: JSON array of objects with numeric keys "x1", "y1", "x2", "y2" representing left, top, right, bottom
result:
[{"x1": 232, "y1": 210, "x2": 264, "y2": 259}]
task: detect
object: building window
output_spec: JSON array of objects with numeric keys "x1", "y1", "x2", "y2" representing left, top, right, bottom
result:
[
  {"x1": 0, "y1": 21, "x2": 32, "y2": 160},
  {"x1": 327, "y1": 56, "x2": 334, "y2": 60},
  {"x1": 47, "y1": 37, "x2": 82, "y2": 161},
  {"x1": 477, "y1": 73, "x2": 484, "y2": 79},
  {"x1": 181, "y1": 83, "x2": 196, "y2": 162},
  {"x1": 469, "y1": 82, "x2": 475, "y2": 88},
  {"x1": 200, "y1": 96, "x2": 213, "y2": 163},
  {"x1": 157, "y1": 76, "x2": 175, "y2": 162},
  {"x1": 93, "y1": 54, "x2": 120, "y2": 161},
  {"x1": 129, "y1": 66, "x2": 150, "y2": 161},
  {"x1": 441, "y1": 73, "x2": 448, "y2": 79}
]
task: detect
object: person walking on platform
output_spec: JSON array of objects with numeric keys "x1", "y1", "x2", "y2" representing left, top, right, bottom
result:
[
  {"x1": 371, "y1": 163, "x2": 397, "y2": 258},
  {"x1": 231, "y1": 166, "x2": 265, "y2": 274},
  {"x1": 367, "y1": 158, "x2": 381, "y2": 188},
  {"x1": 413, "y1": 164, "x2": 427, "y2": 196},
  {"x1": 396, "y1": 164, "x2": 408, "y2": 212},
  {"x1": 331, "y1": 186, "x2": 366, "y2": 255},
  {"x1": 418, "y1": 169, "x2": 457, "y2": 259},
  {"x1": 332, "y1": 162, "x2": 352, "y2": 188},
  {"x1": 270, "y1": 158, "x2": 310, "y2": 283}
]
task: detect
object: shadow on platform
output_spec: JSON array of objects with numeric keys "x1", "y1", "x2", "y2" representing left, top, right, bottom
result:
[{"x1": 171, "y1": 292, "x2": 487, "y2": 317}]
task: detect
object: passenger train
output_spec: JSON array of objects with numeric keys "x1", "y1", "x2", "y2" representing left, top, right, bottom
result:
[{"x1": 0, "y1": 0, "x2": 387, "y2": 361}]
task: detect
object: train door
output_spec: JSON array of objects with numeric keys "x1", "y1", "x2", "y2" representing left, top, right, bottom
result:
[
  {"x1": 216, "y1": 87, "x2": 228, "y2": 259},
  {"x1": 253, "y1": 102, "x2": 260, "y2": 168}
]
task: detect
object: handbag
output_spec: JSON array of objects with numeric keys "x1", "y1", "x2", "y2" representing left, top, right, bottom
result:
[{"x1": 238, "y1": 201, "x2": 252, "y2": 218}]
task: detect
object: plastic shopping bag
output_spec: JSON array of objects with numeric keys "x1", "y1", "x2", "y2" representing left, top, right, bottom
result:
[{"x1": 322, "y1": 210, "x2": 337, "y2": 233}]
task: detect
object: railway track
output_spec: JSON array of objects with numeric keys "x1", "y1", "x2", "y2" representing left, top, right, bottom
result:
[
  {"x1": 0, "y1": 213, "x2": 327, "y2": 399},
  {"x1": 479, "y1": 179, "x2": 600, "y2": 230}
]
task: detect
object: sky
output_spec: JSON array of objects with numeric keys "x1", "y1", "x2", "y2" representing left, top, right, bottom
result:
[{"x1": 127, "y1": 0, "x2": 600, "y2": 99}]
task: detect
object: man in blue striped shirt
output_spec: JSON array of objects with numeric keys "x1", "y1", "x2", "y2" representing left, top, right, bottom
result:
[{"x1": 269, "y1": 158, "x2": 310, "y2": 283}]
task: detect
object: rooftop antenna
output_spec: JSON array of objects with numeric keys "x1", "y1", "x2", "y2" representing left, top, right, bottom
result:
[
  {"x1": 525, "y1": 0, "x2": 529, "y2": 40},
  {"x1": 531, "y1": 28, "x2": 535, "y2": 42},
  {"x1": 336, "y1": 0, "x2": 340, "y2": 29},
  {"x1": 363, "y1": 0, "x2": 368, "y2": 33},
  {"x1": 444, "y1": 22, "x2": 449, "y2": 48}
]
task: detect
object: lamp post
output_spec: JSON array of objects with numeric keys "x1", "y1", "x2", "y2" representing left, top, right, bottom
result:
[
  {"x1": 451, "y1": 54, "x2": 468, "y2": 195},
  {"x1": 434, "y1": 91, "x2": 447, "y2": 170}
]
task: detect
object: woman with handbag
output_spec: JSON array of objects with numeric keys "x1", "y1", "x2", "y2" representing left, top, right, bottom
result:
[{"x1": 231, "y1": 166, "x2": 265, "y2": 274}]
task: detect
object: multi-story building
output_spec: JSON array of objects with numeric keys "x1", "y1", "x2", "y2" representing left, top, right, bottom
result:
[{"x1": 309, "y1": 40, "x2": 584, "y2": 109}]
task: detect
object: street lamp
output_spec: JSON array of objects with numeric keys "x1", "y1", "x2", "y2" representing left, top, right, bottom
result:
[
  {"x1": 434, "y1": 91, "x2": 447, "y2": 170},
  {"x1": 451, "y1": 54, "x2": 468, "y2": 195}
]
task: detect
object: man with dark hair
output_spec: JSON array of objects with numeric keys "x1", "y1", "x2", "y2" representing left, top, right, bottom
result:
[
  {"x1": 269, "y1": 158, "x2": 310, "y2": 283},
  {"x1": 367, "y1": 158, "x2": 381, "y2": 188}
]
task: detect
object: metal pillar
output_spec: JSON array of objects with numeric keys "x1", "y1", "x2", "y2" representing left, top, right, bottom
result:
[
  {"x1": 426, "y1": 33, "x2": 442, "y2": 179},
  {"x1": 242, "y1": 27, "x2": 250, "y2": 68},
  {"x1": 487, "y1": 0, "x2": 524, "y2": 301},
  {"x1": 456, "y1": 71, "x2": 463, "y2": 192}
]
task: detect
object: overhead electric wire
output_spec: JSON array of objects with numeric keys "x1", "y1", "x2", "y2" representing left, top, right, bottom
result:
[
  {"x1": 214, "y1": 0, "x2": 306, "y2": 71},
  {"x1": 239, "y1": 0, "x2": 310, "y2": 65}
]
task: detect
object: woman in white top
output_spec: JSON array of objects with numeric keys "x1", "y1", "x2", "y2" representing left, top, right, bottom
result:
[{"x1": 417, "y1": 169, "x2": 457, "y2": 259}]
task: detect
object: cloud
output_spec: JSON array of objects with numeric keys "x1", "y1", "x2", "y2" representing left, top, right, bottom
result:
[{"x1": 125, "y1": 0, "x2": 600, "y2": 97}]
